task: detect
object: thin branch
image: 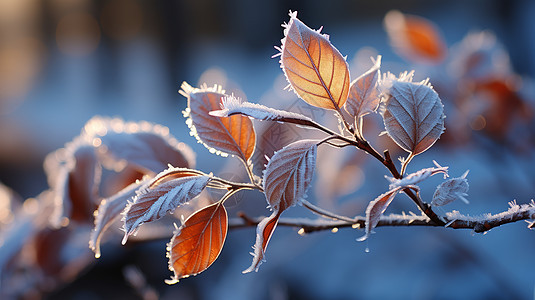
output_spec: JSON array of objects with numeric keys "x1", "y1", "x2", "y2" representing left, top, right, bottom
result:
[
  {"x1": 301, "y1": 199, "x2": 356, "y2": 223},
  {"x1": 230, "y1": 203, "x2": 535, "y2": 234}
]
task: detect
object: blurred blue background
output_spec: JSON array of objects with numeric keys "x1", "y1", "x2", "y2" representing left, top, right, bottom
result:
[{"x1": 1, "y1": 0, "x2": 534, "y2": 299}]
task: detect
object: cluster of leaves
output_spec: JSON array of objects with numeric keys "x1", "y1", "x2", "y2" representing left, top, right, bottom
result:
[
  {"x1": 2, "y1": 11, "x2": 534, "y2": 297},
  {"x1": 87, "y1": 11, "x2": 533, "y2": 283}
]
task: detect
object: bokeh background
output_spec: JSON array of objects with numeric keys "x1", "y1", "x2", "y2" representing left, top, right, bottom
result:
[{"x1": 1, "y1": 0, "x2": 535, "y2": 299}]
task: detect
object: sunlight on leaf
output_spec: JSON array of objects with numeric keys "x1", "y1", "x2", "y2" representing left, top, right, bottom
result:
[
  {"x1": 384, "y1": 10, "x2": 447, "y2": 64},
  {"x1": 279, "y1": 11, "x2": 350, "y2": 110},
  {"x1": 166, "y1": 202, "x2": 228, "y2": 284},
  {"x1": 83, "y1": 116, "x2": 196, "y2": 174},
  {"x1": 344, "y1": 56, "x2": 381, "y2": 120},
  {"x1": 380, "y1": 75, "x2": 445, "y2": 156},
  {"x1": 180, "y1": 82, "x2": 256, "y2": 163},
  {"x1": 243, "y1": 211, "x2": 281, "y2": 273},
  {"x1": 122, "y1": 168, "x2": 210, "y2": 244}
]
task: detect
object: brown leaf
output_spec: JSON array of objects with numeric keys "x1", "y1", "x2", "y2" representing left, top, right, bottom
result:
[
  {"x1": 166, "y1": 202, "x2": 228, "y2": 283},
  {"x1": 279, "y1": 12, "x2": 350, "y2": 110},
  {"x1": 46, "y1": 138, "x2": 101, "y2": 228},
  {"x1": 180, "y1": 82, "x2": 256, "y2": 163},
  {"x1": 122, "y1": 168, "x2": 210, "y2": 244},
  {"x1": 263, "y1": 139, "x2": 318, "y2": 211},
  {"x1": 384, "y1": 10, "x2": 446, "y2": 64},
  {"x1": 358, "y1": 187, "x2": 402, "y2": 242},
  {"x1": 381, "y1": 76, "x2": 445, "y2": 156},
  {"x1": 344, "y1": 56, "x2": 381, "y2": 119},
  {"x1": 242, "y1": 211, "x2": 281, "y2": 273}
]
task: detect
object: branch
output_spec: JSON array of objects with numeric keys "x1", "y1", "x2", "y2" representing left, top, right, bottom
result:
[{"x1": 231, "y1": 202, "x2": 535, "y2": 234}]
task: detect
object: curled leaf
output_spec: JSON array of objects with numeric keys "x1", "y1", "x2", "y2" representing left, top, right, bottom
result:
[
  {"x1": 210, "y1": 95, "x2": 314, "y2": 125},
  {"x1": 46, "y1": 138, "x2": 101, "y2": 228},
  {"x1": 279, "y1": 11, "x2": 350, "y2": 110},
  {"x1": 122, "y1": 168, "x2": 210, "y2": 244},
  {"x1": 180, "y1": 82, "x2": 256, "y2": 163},
  {"x1": 380, "y1": 76, "x2": 445, "y2": 156},
  {"x1": 345, "y1": 56, "x2": 382, "y2": 119},
  {"x1": 263, "y1": 139, "x2": 318, "y2": 211},
  {"x1": 358, "y1": 187, "x2": 402, "y2": 242},
  {"x1": 384, "y1": 10, "x2": 447, "y2": 64},
  {"x1": 432, "y1": 170, "x2": 470, "y2": 206},
  {"x1": 386, "y1": 161, "x2": 448, "y2": 190},
  {"x1": 166, "y1": 202, "x2": 228, "y2": 284},
  {"x1": 89, "y1": 177, "x2": 150, "y2": 258},
  {"x1": 243, "y1": 211, "x2": 281, "y2": 273}
]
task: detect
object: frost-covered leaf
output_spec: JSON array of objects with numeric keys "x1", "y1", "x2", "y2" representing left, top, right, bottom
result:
[
  {"x1": 358, "y1": 187, "x2": 402, "y2": 242},
  {"x1": 243, "y1": 211, "x2": 281, "y2": 273},
  {"x1": 278, "y1": 11, "x2": 350, "y2": 110},
  {"x1": 386, "y1": 161, "x2": 448, "y2": 190},
  {"x1": 45, "y1": 138, "x2": 102, "y2": 228},
  {"x1": 210, "y1": 95, "x2": 316, "y2": 126},
  {"x1": 166, "y1": 202, "x2": 227, "y2": 284},
  {"x1": 89, "y1": 176, "x2": 150, "y2": 258},
  {"x1": 180, "y1": 82, "x2": 256, "y2": 163},
  {"x1": 345, "y1": 56, "x2": 381, "y2": 119},
  {"x1": 381, "y1": 77, "x2": 445, "y2": 156},
  {"x1": 384, "y1": 10, "x2": 447, "y2": 64},
  {"x1": 122, "y1": 168, "x2": 210, "y2": 244},
  {"x1": 83, "y1": 117, "x2": 195, "y2": 174},
  {"x1": 432, "y1": 170, "x2": 470, "y2": 206},
  {"x1": 263, "y1": 139, "x2": 318, "y2": 211}
]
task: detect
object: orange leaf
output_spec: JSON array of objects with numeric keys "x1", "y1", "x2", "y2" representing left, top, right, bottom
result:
[
  {"x1": 243, "y1": 211, "x2": 281, "y2": 273},
  {"x1": 280, "y1": 12, "x2": 350, "y2": 110},
  {"x1": 166, "y1": 202, "x2": 228, "y2": 284},
  {"x1": 384, "y1": 10, "x2": 446, "y2": 64},
  {"x1": 180, "y1": 82, "x2": 256, "y2": 163}
]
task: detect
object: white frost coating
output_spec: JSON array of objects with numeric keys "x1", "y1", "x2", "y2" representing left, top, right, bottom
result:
[
  {"x1": 89, "y1": 176, "x2": 150, "y2": 258},
  {"x1": 358, "y1": 187, "x2": 402, "y2": 242},
  {"x1": 243, "y1": 211, "x2": 280, "y2": 273},
  {"x1": 445, "y1": 200, "x2": 535, "y2": 224},
  {"x1": 122, "y1": 168, "x2": 210, "y2": 244},
  {"x1": 386, "y1": 162, "x2": 449, "y2": 190},
  {"x1": 380, "y1": 74, "x2": 446, "y2": 156},
  {"x1": 209, "y1": 95, "x2": 313, "y2": 122},
  {"x1": 263, "y1": 139, "x2": 318, "y2": 211},
  {"x1": 432, "y1": 170, "x2": 469, "y2": 206}
]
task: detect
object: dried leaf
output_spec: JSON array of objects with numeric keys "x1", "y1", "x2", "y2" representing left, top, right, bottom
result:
[
  {"x1": 89, "y1": 176, "x2": 150, "y2": 258},
  {"x1": 432, "y1": 170, "x2": 470, "y2": 206},
  {"x1": 344, "y1": 56, "x2": 381, "y2": 119},
  {"x1": 386, "y1": 161, "x2": 448, "y2": 190},
  {"x1": 263, "y1": 139, "x2": 318, "y2": 211},
  {"x1": 83, "y1": 117, "x2": 195, "y2": 174},
  {"x1": 381, "y1": 77, "x2": 445, "y2": 156},
  {"x1": 358, "y1": 187, "x2": 402, "y2": 242},
  {"x1": 384, "y1": 10, "x2": 446, "y2": 64},
  {"x1": 279, "y1": 12, "x2": 350, "y2": 110},
  {"x1": 180, "y1": 82, "x2": 256, "y2": 163},
  {"x1": 122, "y1": 168, "x2": 210, "y2": 244},
  {"x1": 242, "y1": 211, "x2": 281, "y2": 273},
  {"x1": 47, "y1": 138, "x2": 101, "y2": 228},
  {"x1": 166, "y1": 202, "x2": 228, "y2": 284}
]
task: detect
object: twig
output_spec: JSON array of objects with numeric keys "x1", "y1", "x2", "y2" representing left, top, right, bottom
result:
[{"x1": 230, "y1": 204, "x2": 535, "y2": 234}]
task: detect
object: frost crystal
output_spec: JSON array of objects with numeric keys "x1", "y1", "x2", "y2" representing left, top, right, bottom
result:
[{"x1": 432, "y1": 170, "x2": 469, "y2": 206}]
